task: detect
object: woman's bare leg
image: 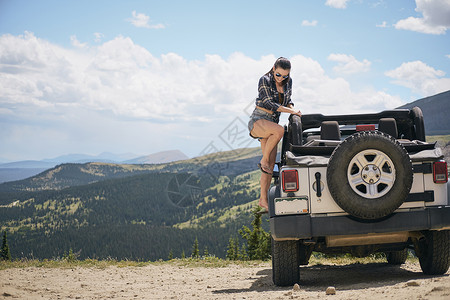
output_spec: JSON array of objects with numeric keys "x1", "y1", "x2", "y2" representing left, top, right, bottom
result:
[
  {"x1": 258, "y1": 139, "x2": 278, "y2": 209},
  {"x1": 252, "y1": 118, "x2": 283, "y2": 209},
  {"x1": 251, "y1": 119, "x2": 284, "y2": 172}
]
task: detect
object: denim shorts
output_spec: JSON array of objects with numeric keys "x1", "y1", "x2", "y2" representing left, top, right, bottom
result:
[{"x1": 248, "y1": 108, "x2": 277, "y2": 139}]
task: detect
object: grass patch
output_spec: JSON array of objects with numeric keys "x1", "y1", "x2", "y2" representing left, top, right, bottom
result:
[
  {"x1": 0, "y1": 254, "x2": 420, "y2": 270},
  {"x1": 0, "y1": 258, "x2": 151, "y2": 270},
  {"x1": 427, "y1": 135, "x2": 450, "y2": 145},
  {"x1": 0, "y1": 257, "x2": 266, "y2": 270},
  {"x1": 309, "y1": 252, "x2": 418, "y2": 266},
  {"x1": 161, "y1": 256, "x2": 268, "y2": 268}
]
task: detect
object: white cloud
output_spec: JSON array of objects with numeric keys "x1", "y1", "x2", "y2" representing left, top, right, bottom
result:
[
  {"x1": 302, "y1": 20, "x2": 318, "y2": 27},
  {"x1": 385, "y1": 60, "x2": 450, "y2": 96},
  {"x1": 394, "y1": 0, "x2": 450, "y2": 35},
  {"x1": 325, "y1": 0, "x2": 350, "y2": 9},
  {"x1": 328, "y1": 53, "x2": 371, "y2": 74},
  {"x1": 70, "y1": 35, "x2": 88, "y2": 49},
  {"x1": 376, "y1": 21, "x2": 388, "y2": 28},
  {"x1": 0, "y1": 32, "x2": 266, "y2": 124},
  {"x1": 289, "y1": 55, "x2": 402, "y2": 115},
  {"x1": 0, "y1": 32, "x2": 394, "y2": 124},
  {"x1": 127, "y1": 11, "x2": 165, "y2": 29},
  {"x1": 94, "y1": 32, "x2": 104, "y2": 43}
]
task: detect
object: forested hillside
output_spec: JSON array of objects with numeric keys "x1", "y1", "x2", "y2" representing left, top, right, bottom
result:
[
  {"x1": 0, "y1": 147, "x2": 262, "y2": 193},
  {"x1": 0, "y1": 148, "x2": 264, "y2": 260}
]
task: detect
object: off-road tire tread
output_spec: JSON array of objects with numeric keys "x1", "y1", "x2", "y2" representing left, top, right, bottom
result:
[
  {"x1": 418, "y1": 230, "x2": 450, "y2": 275},
  {"x1": 386, "y1": 249, "x2": 408, "y2": 265},
  {"x1": 272, "y1": 239, "x2": 300, "y2": 286}
]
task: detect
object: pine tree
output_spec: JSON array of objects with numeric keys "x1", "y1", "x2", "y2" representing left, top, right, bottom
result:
[
  {"x1": 226, "y1": 237, "x2": 236, "y2": 260},
  {"x1": 226, "y1": 236, "x2": 241, "y2": 260},
  {"x1": 191, "y1": 237, "x2": 199, "y2": 258},
  {"x1": 168, "y1": 249, "x2": 173, "y2": 260},
  {"x1": 239, "y1": 207, "x2": 270, "y2": 260},
  {"x1": 1, "y1": 231, "x2": 11, "y2": 261},
  {"x1": 233, "y1": 237, "x2": 239, "y2": 260},
  {"x1": 239, "y1": 244, "x2": 248, "y2": 261},
  {"x1": 255, "y1": 230, "x2": 271, "y2": 260},
  {"x1": 181, "y1": 250, "x2": 186, "y2": 259},
  {"x1": 203, "y1": 246, "x2": 209, "y2": 258}
]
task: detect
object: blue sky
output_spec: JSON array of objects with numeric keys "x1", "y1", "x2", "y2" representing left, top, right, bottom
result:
[{"x1": 0, "y1": 0, "x2": 449, "y2": 161}]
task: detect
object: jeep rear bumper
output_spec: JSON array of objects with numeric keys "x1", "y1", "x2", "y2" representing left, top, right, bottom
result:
[{"x1": 270, "y1": 207, "x2": 450, "y2": 241}]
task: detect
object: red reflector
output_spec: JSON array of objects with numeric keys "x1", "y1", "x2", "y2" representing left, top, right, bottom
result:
[
  {"x1": 433, "y1": 161, "x2": 448, "y2": 183},
  {"x1": 282, "y1": 170, "x2": 299, "y2": 192},
  {"x1": 356, "y1": 125, "x2": 376, "y2": 131}
]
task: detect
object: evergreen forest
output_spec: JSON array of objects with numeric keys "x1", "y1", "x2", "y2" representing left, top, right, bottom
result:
[{"x1": 0, "y1": 148, "x2": 269, "y2": 261}]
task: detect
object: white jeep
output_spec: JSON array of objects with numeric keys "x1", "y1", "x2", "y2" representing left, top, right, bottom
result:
[{"x1": 268, "y1": 107, "x2": 450, "y2": 286}]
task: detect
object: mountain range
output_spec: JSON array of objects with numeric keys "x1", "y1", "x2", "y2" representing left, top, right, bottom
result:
[
  {"x1": 0, "y1": 150, "x2": 189, "y2": 184},
  {"x1": 398, "y1": 89, "x2": 450, "y2": 136}
]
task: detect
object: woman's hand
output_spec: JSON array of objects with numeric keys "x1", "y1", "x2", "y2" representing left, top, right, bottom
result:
[
  {"x1": 277, "y1": 106, "x2": 302, "y2": 117},
  {"x1": 277, "y1": 105, "x2": 302, "y2": 116},
  {"x1": 289, "y1": 108, "x2": 301, "y2": 116},
  {"x1": 287, "y1": 104, "x2": 301, "y2": 116},
  {"x1": 293, "y1": 109, "x2": 302, "y2": 116}
]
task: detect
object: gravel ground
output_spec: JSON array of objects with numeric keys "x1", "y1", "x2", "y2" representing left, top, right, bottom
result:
[{"x1": 1, "y1": 260, "x2": 449, "y2": 299}]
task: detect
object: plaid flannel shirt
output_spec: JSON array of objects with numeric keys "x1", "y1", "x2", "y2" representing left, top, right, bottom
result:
[{"x1": 255, "y1": 72, "x2": 293, "y2": 123}]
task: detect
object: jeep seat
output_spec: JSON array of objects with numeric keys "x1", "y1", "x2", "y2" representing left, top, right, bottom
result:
[
  {"x1": 320, "y1": 121, "x2": 341, "y2": 140},
  {"x1": 378, "y1": 118, "x2": 398, "y2": 138}
]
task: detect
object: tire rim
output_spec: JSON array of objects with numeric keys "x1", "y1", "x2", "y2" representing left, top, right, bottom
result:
[{"x1": 347, "y1": 149, "x2": 396, "y2": 199}]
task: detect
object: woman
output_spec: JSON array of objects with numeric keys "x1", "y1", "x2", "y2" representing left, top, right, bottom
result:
[{"x1": 248, "y1": 57, "x2": 302, "y2": 210}]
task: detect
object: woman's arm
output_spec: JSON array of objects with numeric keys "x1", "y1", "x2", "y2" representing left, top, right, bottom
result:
[{"x1": 277, "y1": 104, "x2": 302, "y2": 116}]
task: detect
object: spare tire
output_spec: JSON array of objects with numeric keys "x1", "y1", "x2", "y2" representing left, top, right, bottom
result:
[{"x1": 327, "y1": 131, "x2": 413, "y2": 220}]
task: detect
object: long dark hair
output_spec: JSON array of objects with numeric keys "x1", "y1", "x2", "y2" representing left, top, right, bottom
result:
[{"x1": 266, "y1": 57, "x2": 291, "y2": 85}]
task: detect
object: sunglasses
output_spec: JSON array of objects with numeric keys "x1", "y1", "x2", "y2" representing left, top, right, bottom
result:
[{"x1": 275, "y1": 73, "x2": 289, "y2": 79}]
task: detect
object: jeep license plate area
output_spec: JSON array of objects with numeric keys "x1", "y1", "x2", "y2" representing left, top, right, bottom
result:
[{"x1": 275, "y1": 197, "x2": 308, "y2": 215}]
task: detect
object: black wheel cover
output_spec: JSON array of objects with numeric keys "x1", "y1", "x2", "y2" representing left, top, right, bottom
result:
[{"x1": 327, "y1": 131, "x2": 413, "y2": 220}]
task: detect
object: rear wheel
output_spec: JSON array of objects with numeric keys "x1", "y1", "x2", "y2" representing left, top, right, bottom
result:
[
  {"x1": 415, "y1": 230, "x2": 450, "y2": 275},
  {"x1": 298, "y1": 243, "x2": 313, "y2": 265},
  {"x1": 386, "y1": 249, "x2": 408, "y2": 265},
  {"x1": 272, "y1": 239, "x2": 300, "y2": 286}
]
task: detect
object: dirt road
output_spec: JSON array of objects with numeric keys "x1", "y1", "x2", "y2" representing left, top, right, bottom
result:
[{"x1": 1, "y1": 260, "x2": 449, "y2": 299}]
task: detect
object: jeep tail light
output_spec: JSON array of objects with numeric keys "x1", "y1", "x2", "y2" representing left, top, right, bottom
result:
[
  {"x1": 282, "y1": 169, "x2": 299, "y2": 192},
  {"x1": 356, "y1": 125, "x2": 375, "y2": 131},
  {"x1": 433, "y1": 161, "x2": 448, "y2": 183}
]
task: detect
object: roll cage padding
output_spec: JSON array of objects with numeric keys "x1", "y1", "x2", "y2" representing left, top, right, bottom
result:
[
  {"x1": 289, "y1": 114, "x2": 302, "y2": 146},
  {"x1": 286, "y1": 107, "x2": 425, "y2": 142},
  {"x1": 320, "y1": 121, "x2": 341, "y2": 140},
  {"x1": 378, "y1": 118, "x2": 398, "y2": 138}
]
